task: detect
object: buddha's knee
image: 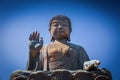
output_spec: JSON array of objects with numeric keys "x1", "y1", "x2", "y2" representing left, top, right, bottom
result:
[{"x1": 10, "y1": 70, "x2": 31, "y2": 80}]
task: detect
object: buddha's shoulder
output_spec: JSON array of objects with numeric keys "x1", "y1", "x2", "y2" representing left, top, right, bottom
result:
[{"x1": 68, "y1": 43, "x2": 84, "y2": 50}]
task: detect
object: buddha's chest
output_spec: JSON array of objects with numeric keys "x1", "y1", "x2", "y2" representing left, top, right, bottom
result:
[{"x1": 47, "y1": 43, "x2": 74, "y2": 62}]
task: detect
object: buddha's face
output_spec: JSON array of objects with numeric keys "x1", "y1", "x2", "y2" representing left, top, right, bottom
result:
[{"x1": 49, "y1": 19, "x2": 70, "y2": 40}]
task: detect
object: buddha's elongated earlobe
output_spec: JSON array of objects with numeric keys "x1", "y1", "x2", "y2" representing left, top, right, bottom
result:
[
  {"x1": 67, "y1": 34, "x2": 70, "y2": 42},
  {"x1": 50, "y1": 34, "x2": 55, "y2": 42}
]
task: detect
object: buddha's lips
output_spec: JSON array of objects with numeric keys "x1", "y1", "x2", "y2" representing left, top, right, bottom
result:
[{"x1": 56, "y1": 30, "x2": 65, "y2": 33}]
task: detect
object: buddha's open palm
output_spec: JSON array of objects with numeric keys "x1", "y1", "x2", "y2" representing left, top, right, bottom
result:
[{"x1": 28, "y1": 31, "x2": 43, "y2": 57}]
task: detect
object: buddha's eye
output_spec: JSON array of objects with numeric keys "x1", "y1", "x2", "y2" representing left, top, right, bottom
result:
[
  {"x1": 54, "y1": 24, "x2": 59, "y2": 27},
  {"x1": 62, "y1": 23, "x2": 69, "y2": 27},
  {"x1": 62, "y1": 24, "x2": 67, "y2": 26},
  {"x1": 52, "y1": 23, "x2": 59, "y2": 27}
]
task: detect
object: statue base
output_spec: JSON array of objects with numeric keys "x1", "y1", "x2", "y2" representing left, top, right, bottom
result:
[{"x1": 10, "y1": 68, "x2": 112, "y2": 80}]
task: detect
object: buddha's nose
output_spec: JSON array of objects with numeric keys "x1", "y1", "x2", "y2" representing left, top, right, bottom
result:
[{"x1": 58, "y1": 25, "x2": 62, "y2": 29}]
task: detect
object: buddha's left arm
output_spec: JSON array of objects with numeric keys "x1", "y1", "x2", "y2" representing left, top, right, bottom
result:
[{"x1": 78, "y1": 47, "x2": 90, "y2": 69}]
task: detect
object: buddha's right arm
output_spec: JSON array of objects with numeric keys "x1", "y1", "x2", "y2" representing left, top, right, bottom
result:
[
  {"x1": 26, "y1": 50, "x2": 40, "y2": 70},
  {"x1": 27, "y1": 31, "x2": 43, "y2": 70}
]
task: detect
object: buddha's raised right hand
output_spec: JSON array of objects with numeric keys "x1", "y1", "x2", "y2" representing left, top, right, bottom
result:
[{"x1": 28, "y1": 31, "x2": 43, "y2": 58}]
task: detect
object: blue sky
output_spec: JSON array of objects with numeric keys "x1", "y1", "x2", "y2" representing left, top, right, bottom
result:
[{"x1": 0, "y1": 0, "x2": 120, "y2": 80}]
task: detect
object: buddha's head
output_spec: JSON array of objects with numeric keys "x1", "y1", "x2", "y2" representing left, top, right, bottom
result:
[{"x1": 49, "y1": 15, "x2": 72, "y2": 42}]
